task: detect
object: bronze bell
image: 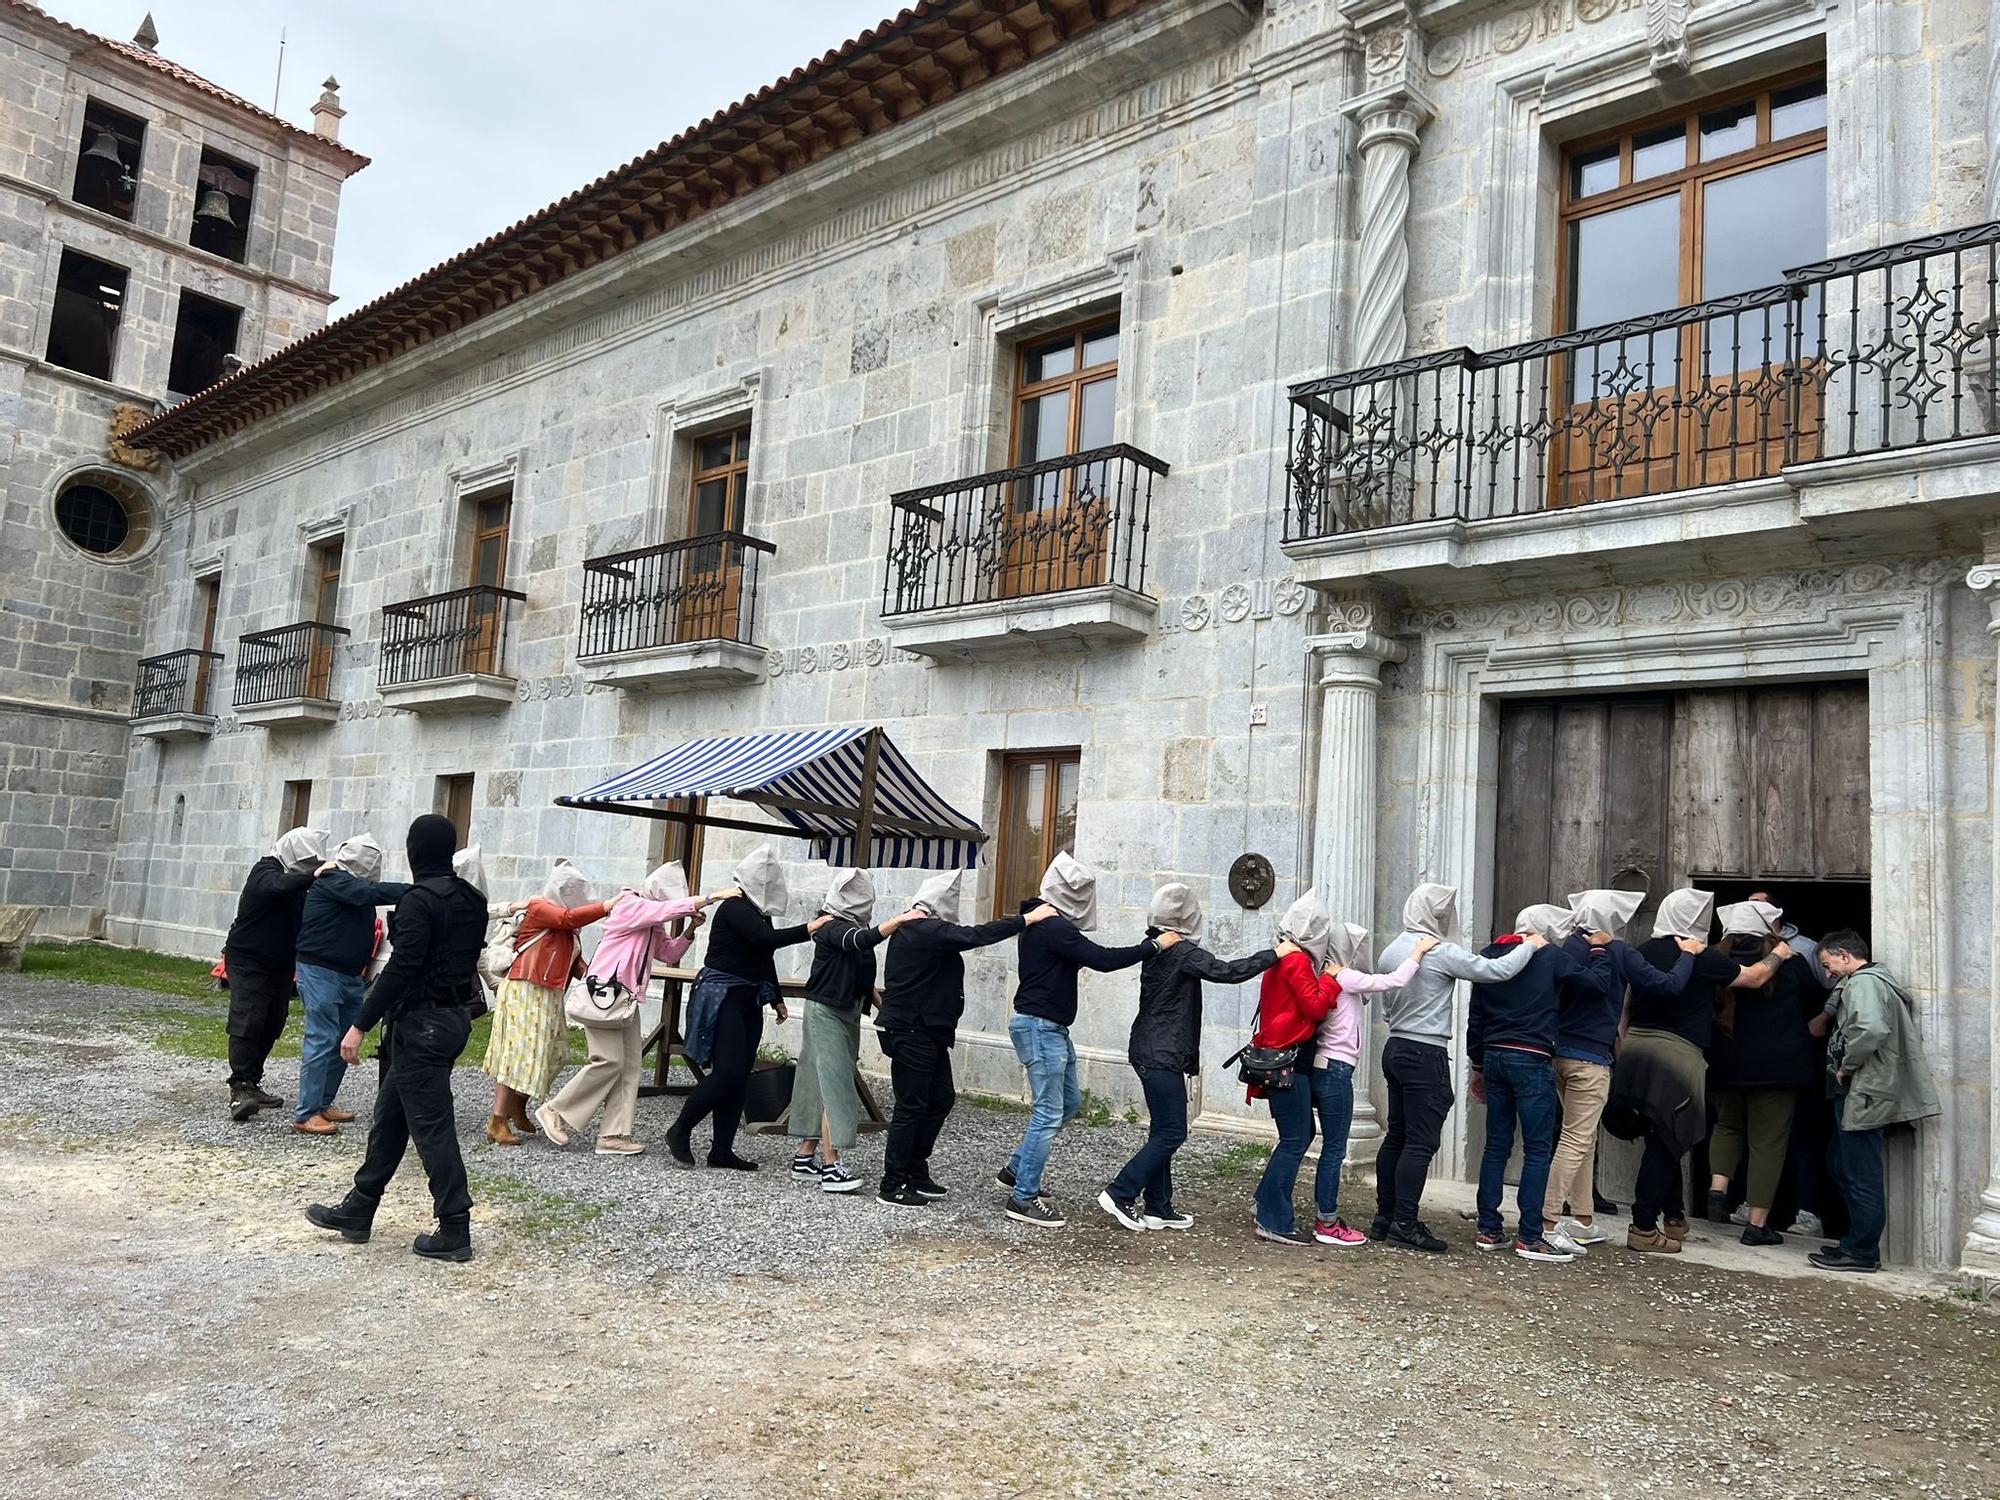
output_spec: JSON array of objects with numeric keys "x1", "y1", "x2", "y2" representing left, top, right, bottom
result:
[{"x1": 194, "y1": 185, "x2": 236, "y2": 227}]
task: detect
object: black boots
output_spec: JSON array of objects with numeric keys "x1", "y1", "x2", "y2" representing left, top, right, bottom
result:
[
  {"x1": 304, "y1": 1190, "x2": 378, "y2": 1243},
  {"x1": 413, "y1": 1215, "x2": 473, "y2": 1263},
  {"x1": 229, "y1": 1085, "x2": 261, "y2": 1123}
]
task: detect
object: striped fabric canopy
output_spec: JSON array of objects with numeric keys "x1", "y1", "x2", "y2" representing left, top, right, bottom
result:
[{"x1": 566, "y1": 726, "x2": 982, "y2": 870}]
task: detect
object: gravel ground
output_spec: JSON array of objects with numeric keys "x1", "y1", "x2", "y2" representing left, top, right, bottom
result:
[{"x1": 2, "y1": 973, "x2": 1995, "y2": 1500}]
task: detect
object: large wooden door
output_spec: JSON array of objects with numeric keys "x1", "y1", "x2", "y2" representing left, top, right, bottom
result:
[
  {"x1": 1003, "y1": 321, "x2": 1117, "y2": 597},
  {"x1": 1493, "y1": 681, "x2": 1869, "y2": 938},
  {"x1": 465, "y1": 491, "x2": 511, "y2": 674},
  {"x1": 681, "y1": 426, "x2": 749, "y2": 642},
  {"x1": 306, "y1": 542, "x2": 342, "y2": 698}
]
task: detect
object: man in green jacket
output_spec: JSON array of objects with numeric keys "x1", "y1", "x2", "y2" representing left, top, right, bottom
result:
[{"x1": 1809, "y1": 930, "x2": 1941, "y2": 1273}]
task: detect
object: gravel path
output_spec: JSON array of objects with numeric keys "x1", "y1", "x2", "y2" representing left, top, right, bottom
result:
[{"x1": 2, "y1": 974, "x2": 1995, "y2": 1500}]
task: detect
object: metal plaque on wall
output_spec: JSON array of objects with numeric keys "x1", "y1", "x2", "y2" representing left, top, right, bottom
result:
[{"x1": 1228, "y1": 853, "x2": 1275, "y2": 910}]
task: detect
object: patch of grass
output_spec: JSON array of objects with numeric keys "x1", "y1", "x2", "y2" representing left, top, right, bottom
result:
[
  {"x1": 126, "y1": 998, "x2": 297, "y2": 1062},
  {"x1": 1204, "y1": 1140, "x2": 1271, "y2": 1180},
  {"x1": 467, "y1": 1169, "x2": 604, "y2": 1238},
  {"x1": 24, "y1": 941, "x2": 218, "y2": 1000},
  {"x1": 958, "y1": 1087, "x2": 1032, "y2": 1115},
  {"x1": 1075, "y1": 1089, "x2": 1115, "y2": 1128}
]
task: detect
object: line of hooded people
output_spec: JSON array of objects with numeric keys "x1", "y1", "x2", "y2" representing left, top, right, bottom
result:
[{"x1": 224, "y1": 816, "x2": 1937, "y2": 1268}]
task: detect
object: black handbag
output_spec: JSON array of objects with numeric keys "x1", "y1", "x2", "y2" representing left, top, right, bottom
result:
[{"x1": 1225, "y1": 995, "x2": 1300, "y2": 1090}]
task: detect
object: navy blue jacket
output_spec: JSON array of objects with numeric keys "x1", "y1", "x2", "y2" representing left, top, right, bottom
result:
[
  {"x1": 1011, "y1": 902, "x2": 1153, "y2": 1028},
  {"x1": 295, "y1": 869, "x2": 410, "y2": 976},
  {"x1": 1555, "y1": 934, "x2": 1653, "y2": 1062},
  {"x1": 1467, "y1": 937, "x2": 1612, "y2": 1066}
]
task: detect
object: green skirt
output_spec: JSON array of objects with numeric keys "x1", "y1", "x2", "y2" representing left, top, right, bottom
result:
[{"x1": 789, "y1": 999, "x2": 863, "y2": 1150}]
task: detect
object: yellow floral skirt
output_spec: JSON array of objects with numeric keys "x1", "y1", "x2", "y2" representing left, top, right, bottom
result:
[{"x1": 483, "y1": 977, "x2": 569, "y2": 1097}]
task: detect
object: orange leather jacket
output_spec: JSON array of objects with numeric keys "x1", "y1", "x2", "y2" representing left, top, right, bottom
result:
[{"x1": 507, "y1": 897, "x2": 610, "y2": 989}]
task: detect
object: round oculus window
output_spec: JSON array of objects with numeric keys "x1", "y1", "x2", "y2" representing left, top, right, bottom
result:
[{"x1": 55, "y1": 484, "x2": 132, "y2": 554}]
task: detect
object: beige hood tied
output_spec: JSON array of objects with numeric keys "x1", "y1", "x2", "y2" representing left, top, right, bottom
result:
[
  {"x1": 732, "y1": 845, "x2": 789, "y2": 918},
  {"x1": 272, "y1": 826, "x2": 329, "y2": 871},
  {"x1": 1515, "y1": 904, "x2": 1576, "y2": 943},
  {"x1": 1568, "y1": 888, "x2": 1646, "y2": 937},
  {"x1": 1402, "y1": 883, "x2": 1459, "y2": 941},
  {"x1": 1651, "y1": 888, "x2": 1716, "y2": 941},
  {"x1": 542, "y1": 858, "x2": 591, "y2": 908},
  {"x1": 1278, "y1": 888, "x2": 1334, "y2": 968},
  {"x1": 1039, "y1": 851, "x2": 1099, "y2": 931},
  {"x1": 452, "y1": 845, "x2": 488, "y2": 895},
  {"x1": 822, "y1": 867, "x2": 875, "y2": 924},
  {"x1": 1329, "y1": 921, "x2": 1372, "y2": 970},
  {"x1": 1718, "y1": 898, "x2": 1784, "y2": 939},
  {"x1": 911, "y1": 869, "x2": 964, "y2": 924},
  {"x1": 1147, "y1": 882, "x2": 1203, "y2": 939},
  {"x1": 332, "y1": 833, "x2": 385, "y2": 883},
  {"x1": 641, "y1": 860, "x2": 689, "y2": 904}
]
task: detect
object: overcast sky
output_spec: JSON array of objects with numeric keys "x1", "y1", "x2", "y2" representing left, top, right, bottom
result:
[{"x1": 53, "y1": 0, "x2": 895, "y2": 310}]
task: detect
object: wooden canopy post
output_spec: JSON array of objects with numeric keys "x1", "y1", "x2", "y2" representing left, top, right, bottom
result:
[{"x1": 854, "y1": 727, "x2": 883, "y2": 865}]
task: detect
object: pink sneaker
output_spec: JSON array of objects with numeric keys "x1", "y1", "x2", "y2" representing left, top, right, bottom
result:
[{"x1": 1313, "y1": 1218, "x2": 1367, "y2": 1247}]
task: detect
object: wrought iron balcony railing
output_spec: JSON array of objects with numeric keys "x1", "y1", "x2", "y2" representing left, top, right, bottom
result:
[
  {"x1": 134, "y1": 648, "x2": 223, "y2": 718},
  {"x1": 881, "y1": 443, "x2": 1167, "y2": 617},
  {"x1": 577, "y1": 530, "x2": 774, "y2": 658},
  {"x1": 233, "y1": 621, "x2": 351, "y2": 708},
  {"x1": 379, "y1": 585, "x2": 528, "y2": 687},
  {"x1": 1284, "y1": 220, "x2": 2000, "y2": 540}
]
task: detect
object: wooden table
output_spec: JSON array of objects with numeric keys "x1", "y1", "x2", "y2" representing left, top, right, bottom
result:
[{"x1": 637, "y1": 964, "x2": 888, "y2": 1134}]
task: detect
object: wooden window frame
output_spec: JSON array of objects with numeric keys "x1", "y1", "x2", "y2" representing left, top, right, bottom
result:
[
  {"x1": 687, "y1": 422, "x2": 751, "y2": 536},
  {"x1": 992, "y1": 749, "x2": 1081, "y2": 919},
  {"x1": 1555, "y1": 67, "x2": 1828, "y2": 327},
  {"x1": 278, "y1": 779, "x2": 312, "y2": 836},
  {"x1": 1008, "y1": 318, "x2": 1119, "y2": 465},
  {"x1": 467, "y1": 488, "x2": 513, "y2": 589},
  {"x1": 311, "y1": 539, "x2": 343, "y2": 625},
  {"x1": 437, "y1": 774, "x2": 475, "y2": 850}
]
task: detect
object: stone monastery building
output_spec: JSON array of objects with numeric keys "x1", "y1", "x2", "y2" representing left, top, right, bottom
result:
[{"x1": 5, "y1": 0, "x2": 2000, "y2": 1276}]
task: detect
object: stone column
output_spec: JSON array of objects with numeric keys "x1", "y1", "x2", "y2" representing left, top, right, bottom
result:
[
  {"x1": 1343, "y1": 80, "x2": 1434, "y2": 371},
  {"x1": 1961, "y1": 562, "x2": 2000, "y2": 1275},
  {"x1": 1989, "y1": 0, "x2": 2000, "y2": 221},
  {"x1": 1308, "y1": 600, "x2": 1405, "y2": 1147}
]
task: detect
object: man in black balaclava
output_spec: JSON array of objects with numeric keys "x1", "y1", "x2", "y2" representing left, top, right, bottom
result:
[{"x1": 304, "y1": 814, "x2": 489, "y2": 1261}]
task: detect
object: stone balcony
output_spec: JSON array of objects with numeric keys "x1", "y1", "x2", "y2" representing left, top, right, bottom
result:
[
  {"x1": 575, "y1": 531, "x2": 774, "y2": 692},
  {"x1": 880, "y1": 443, "x2": 1167, "y2": 660},
  {"x1": 230, "y1": 621, "x2": 348, "y2": 728},
  {"x1": 1281, "y1": 220, "x2": 2000, "y2": 593},
  {"x1": 130, "y1": 649, "x2": 223, "y2": 741},
  {"x1": 377, "y1": 585, "x2": 527, "y2": 714}
]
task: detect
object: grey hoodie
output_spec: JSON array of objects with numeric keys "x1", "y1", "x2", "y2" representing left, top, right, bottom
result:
[{"x1": 1376, "y1": 885, "x2": 1536, "y2": 1046}]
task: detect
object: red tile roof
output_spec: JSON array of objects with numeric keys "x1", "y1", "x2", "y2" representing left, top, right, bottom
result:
[
  {"x1": 124, "y1": 0, "x2": 1171, "y2": 459},
  {"x1": 6, "y1": 1, "x2": 369, "y2": 170}
]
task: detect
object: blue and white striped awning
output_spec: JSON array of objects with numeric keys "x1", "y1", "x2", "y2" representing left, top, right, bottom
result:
[{"x1": 562, "y1": 726, "x2": 983, "y2": 870}]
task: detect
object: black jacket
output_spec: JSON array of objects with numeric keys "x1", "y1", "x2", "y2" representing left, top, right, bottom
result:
[
  {"x1": 877, "y1": 914, "x2": 1025, "y2": 1038},
  {"x1": 1467, "y1": 938, "x2": 1611, "y2": 1066},
  {"x1": 222, "y1": 856, "x2": 315, "y2": 972},
  {"x1": 1128, "y1": 933, "x2": 1276, "y2": 1075},
  {"x1": 356, "y1": 875, "x2": 490, "y2": 1031},
  {"x1": 1011, "y1": 903, "x2": 1152, "y2": 1028},
  {"x1": 295, "y1": 870, "x2": 410, "y2": 976},
  {"x1": 1708, "y1": 948, "x2": 1826, "y2": 1091},
  {"x1": 805, "y1": 916, "x2": 886, "y2": 1011},
  {"x1": 703, "y1": 896, "x2": 809, "y2": 987}
]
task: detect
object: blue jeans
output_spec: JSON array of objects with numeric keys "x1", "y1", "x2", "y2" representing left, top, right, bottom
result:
[
  {"x1": 1007, "y1": 1014, "x2": 1080, "y2": 1200},
  {"x1": 1107, "y1": 1068, "x2": 1189, "y2": 1214},
  {"x1": 295, "y1": 962, "x2": 364, "y2": 1123},
  {"x1": 1475, "y1": 1047, "x2": 1560, "y2": 1239},
  {"x1": 1829, "y1": 1094, "x2": 1886, "y2": 1264},
  {"x1": 1309, "y1": 1060, "x2": 1356, "y2": 1221},
  {"x1": 1254, "y1": 1078, "x2": 1316, "y2": 1235}
]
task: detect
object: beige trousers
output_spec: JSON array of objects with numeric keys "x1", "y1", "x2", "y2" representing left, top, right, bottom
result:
[
  {"x1": 545, "y1": 1012, "x2": 641, "y2": 1141},
  {"x1": 1547, "y1": 1056, "x2": 1612, "y2": 1223}
]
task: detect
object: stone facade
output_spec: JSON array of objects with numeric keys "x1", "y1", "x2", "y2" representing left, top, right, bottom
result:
[
  {"x1": 86, "y1": 0, "x2": 2000, "y2": 1272},
  {"x1": 0, "y1": 5, "x2": 361, "y2": 932}
]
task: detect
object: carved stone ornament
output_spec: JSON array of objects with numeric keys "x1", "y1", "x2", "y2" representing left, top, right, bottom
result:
[
  {"x1": 1646, "y1": 0, "x2": 1690, "y2": 75},
  {"x1": 106, "y1": 403, "x2": 161, "y2": 472},
  {"x1": 1228, "y1": 852, "x2": 1276, "y2": 911}
]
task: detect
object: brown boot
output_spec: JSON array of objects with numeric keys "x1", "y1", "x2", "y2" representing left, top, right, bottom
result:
[
  {"x1": 508, "y1": 1098, "x2": 538, "y2": 1135},
  {"x1": 291, "y1": 1113, "x2": 339, "y2": 1136},
  {"x1": 1626, "y1": 1226, "x2": 1682, "y2": 1254},
  {"x1": 1661, "y1": 1218, "x2": 1692, "y2": 1242},
  {"x1": 321, "y1": 1106, "x2": 357, "y2": 1124},
  {"x1": 487, "y1": 1113, "x2": 521, "y2": 1147}
]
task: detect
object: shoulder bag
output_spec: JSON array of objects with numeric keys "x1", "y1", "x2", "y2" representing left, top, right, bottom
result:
[{"x1": 1223, "y1": 995, "x2": 1300, "y2": 1091}]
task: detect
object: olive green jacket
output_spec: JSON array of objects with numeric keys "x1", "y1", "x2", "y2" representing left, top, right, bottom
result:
[{"x1": 1829, "y1": 966, "x2": 1941, "y2": 1132}]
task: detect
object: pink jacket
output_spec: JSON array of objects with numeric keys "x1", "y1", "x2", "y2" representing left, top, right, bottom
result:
[
  {"x1": 585, "y1": 893, "x2": 701, "y2": 994},
  {"x1": 1312, "y1": 956, "x2": 1422, "y2": 1068}
]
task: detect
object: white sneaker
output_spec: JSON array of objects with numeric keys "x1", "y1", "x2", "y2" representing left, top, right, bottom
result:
[
  {"x1": 1542, "y1": 1224, "x2": 1588, "y2": 1258},
  {"x1": 1562, "y1": 1218, "x2": 1610, "y2": 1246},
  {"x1": 1143, "y1": 1208, "x2": 1195, "y2": 1231},
  {"x1": 1789, "y1": 1209, "x2": 1827, "y2": 1238},
  {"x1": 1730, "y1": 1204, "x2": 1750, "y2": 1227}
]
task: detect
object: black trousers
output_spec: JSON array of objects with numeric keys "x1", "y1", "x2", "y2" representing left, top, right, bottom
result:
[
  {"x1": 353, "y1": 1004, "x2": 473, "y2": 1221},
  {"x1": 1373, "y1": 1036, "x2": 1455, "y2": 1226},
  {"x1": 881, "y1": 1027, "x2": 955, "y2": 1190},
  {"x1": 1631, "y1": 1128, "x2": 1687, "y2": 1232},
  {"x1": 674, "y1": 991, "x2": 763, "y2": 1159},
  {"x1": 224, "y1": 958, "x2": 292, "y2": 1088}
]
